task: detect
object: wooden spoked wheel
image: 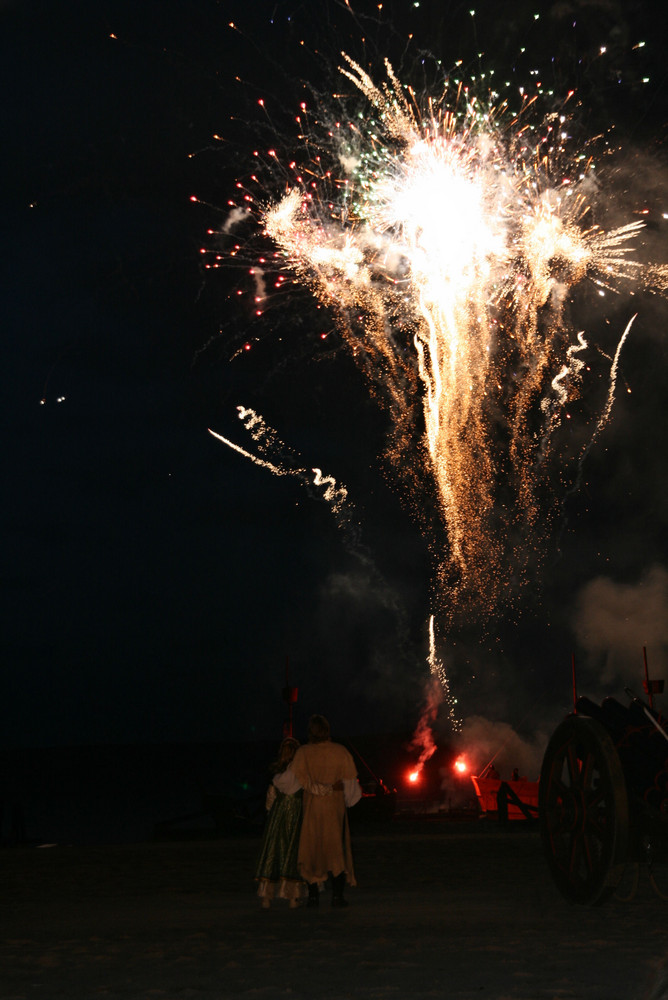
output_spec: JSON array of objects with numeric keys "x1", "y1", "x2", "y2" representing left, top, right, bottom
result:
[{"x1": 539, "y1": 714, "x2": 629, "y2": 904}]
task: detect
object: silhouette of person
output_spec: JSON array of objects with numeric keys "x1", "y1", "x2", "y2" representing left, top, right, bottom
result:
[
  {"x1": 254, "y1": 737, "x2": 307, "y2": 909},
  {"x1": 273, "y1": 714, "x2": 361, "y2": 907}
]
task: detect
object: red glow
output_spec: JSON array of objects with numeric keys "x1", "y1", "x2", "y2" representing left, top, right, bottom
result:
[
  {"x1": 407, "y1": 769, "x2": 420, "y2": 784},
  {"x1": 454, "y1": 756, "x2": 469, "y2": 775}
]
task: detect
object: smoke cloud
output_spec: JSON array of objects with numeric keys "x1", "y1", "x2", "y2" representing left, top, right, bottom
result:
[
  {"x1": 296, "y1": 565, "x2": 422, "y2": 725},
  {"x1": 457, "y1": 715, "x2": 548, "y2": 783},
  {"x1": 572, "y1": 564, "x2": 668, "y2": 688},
  {"x1": 408, "y1": 676, "x2": 444, "y2": 770},
  {"x1": 222, "y1": 206, "x2": 249, "y2": 234}
]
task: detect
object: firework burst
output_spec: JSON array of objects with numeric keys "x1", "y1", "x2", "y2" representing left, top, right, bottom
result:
[
  {"x1": 254, "y1": 53, "x2": 663, "y2": 624},
  {"x1": 205, "y1": 11, "x2": 668, "y2": 648}
]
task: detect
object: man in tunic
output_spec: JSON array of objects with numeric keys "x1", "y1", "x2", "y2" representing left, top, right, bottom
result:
[{"x1": 273, "y1": 714, "x2": 361, "y2": 907}]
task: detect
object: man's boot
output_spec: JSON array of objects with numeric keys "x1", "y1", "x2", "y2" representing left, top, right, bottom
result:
[
  {"x1": 307, "y1": 882, "x2": 319, "y2": 908},
  {"x1": 331, "y1": 873, "x2": 348, "y2": 907}
]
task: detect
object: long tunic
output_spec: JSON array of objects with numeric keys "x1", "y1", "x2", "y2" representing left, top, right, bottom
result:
[
  {"x1": 254, "y1": 788, "x2": 305, "y2": 902},
  {"x1": 287, "y1": 741, "x2": 360, "y2": 886}
]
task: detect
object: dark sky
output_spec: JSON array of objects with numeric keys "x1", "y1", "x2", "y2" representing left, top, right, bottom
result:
[{"x1": 3, "y1": 0, "x2": 668, "y2": 750}]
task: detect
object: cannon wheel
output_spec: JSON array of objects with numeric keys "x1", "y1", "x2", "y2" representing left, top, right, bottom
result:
[{"x1": 539, "y1": 714, "x2": 629, "y2": 904}]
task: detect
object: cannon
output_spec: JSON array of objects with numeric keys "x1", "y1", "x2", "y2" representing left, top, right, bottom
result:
[{"x1": 539, "y1": 689, "x2": 668, "y2": 904}]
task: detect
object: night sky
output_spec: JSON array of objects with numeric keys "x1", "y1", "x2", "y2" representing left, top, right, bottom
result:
[{"x1": 3, "y1": 0, "x2": 668, "y2": 752}]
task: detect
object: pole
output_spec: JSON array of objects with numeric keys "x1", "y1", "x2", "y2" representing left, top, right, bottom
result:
[
  {"x1": 479, "y1": 747, "x2": 504, "y2": 776},
  {"x1": 643, "y1": 646, "x2": 654, "y2": 711}
]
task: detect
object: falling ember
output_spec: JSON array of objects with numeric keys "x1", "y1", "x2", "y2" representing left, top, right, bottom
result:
[
  {"x1": 260, "y1": 54, "x2": 664, "y2": 624},
  {"x1": 408, "y1": 770, "x2": 421, "y2": 784}
]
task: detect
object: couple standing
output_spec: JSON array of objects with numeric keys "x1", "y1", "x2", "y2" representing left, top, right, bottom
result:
[{"x1": 255, "y1": 714, "x2": 361, "y2": 908}]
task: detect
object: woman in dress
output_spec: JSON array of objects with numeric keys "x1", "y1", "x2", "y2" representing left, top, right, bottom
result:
[{"x1": 254, "y1": 737, "x2": 307, "y2": 908}]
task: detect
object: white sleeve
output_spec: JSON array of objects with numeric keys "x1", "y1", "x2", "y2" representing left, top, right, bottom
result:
[
  {"x1": 343, "y1": 778, "x2": 362, "y2": 807},
  {"x1": 273, "y1": 768, "x2": 301, "y2": 794}
]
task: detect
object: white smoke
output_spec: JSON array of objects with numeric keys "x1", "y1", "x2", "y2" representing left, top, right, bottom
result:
[
  {"x1": 251, "y1": 266, "x2": 267, "y2": 306},
  {"x1": 222, "y1": 206, "x2": 249, "y2": 234},
  {"x1": 339, "y1": 152, "x2": 360, "y2": 174},
  {"x1": 456, "y1": 715, "x2": 548, "y2": 782},
  {"x1": 572, "y1": 564, "x2": 668, "y2": 688}
]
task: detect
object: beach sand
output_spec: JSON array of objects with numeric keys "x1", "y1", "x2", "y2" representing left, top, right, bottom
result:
[{"x1": 2, "y1": 822, "x2": 667, "y2": 1000}]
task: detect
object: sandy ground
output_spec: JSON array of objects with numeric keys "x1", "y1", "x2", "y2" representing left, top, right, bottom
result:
[{"x1": 2, "y1": 822, "x2": 668, "y2": 1000}]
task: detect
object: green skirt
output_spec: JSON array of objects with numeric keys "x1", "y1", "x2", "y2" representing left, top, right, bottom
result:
[{"x1": 255, "y1": 790, "x2": 306, "y2": 902}]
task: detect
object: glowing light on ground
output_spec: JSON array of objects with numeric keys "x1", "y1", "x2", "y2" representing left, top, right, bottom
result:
[{"x1": 454, "y1": 756, "x2": 469, "y2": 775}]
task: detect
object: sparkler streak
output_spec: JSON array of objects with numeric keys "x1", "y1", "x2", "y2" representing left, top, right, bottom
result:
[
  {"x1": 427, "y1": 614, "x2": 460, "y2": 732},
  {"x1": 574, "y1": 314, "x2": 637, "y2": 486},
  {"x1": 209, "y1": 406, "x2": 356, "y2": 537},
  {"x1": 208, "y1": 427, "x2": 285, "y2": 477}
]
